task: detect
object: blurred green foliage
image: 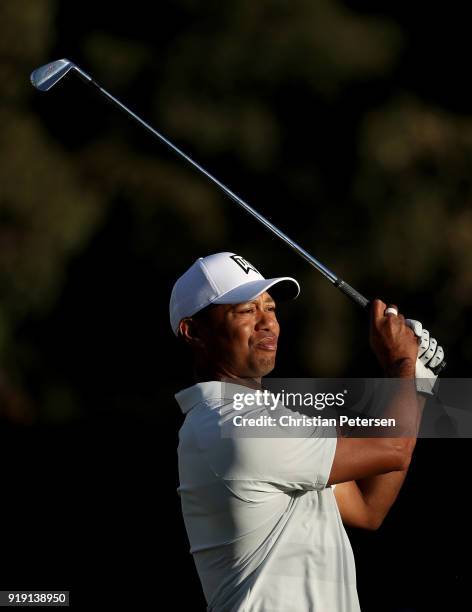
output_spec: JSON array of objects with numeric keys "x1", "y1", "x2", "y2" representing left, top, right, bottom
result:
[{"x1": 0, "y1": 0, "x2": 471, "y2": 423}]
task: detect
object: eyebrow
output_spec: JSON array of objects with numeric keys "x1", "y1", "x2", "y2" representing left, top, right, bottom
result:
[{"x1": 235, "y1": 297, "x2": 276, "y2": 307}]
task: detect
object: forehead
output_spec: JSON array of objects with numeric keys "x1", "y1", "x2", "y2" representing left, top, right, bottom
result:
[
  {"x1": 234, "y1": 291, "x2": 275, "y2": 306},
  {"x1": 197, "y1": 292, "x2": 276, "y2": 322},
  {"x1": 202, "y1": 292, "x2": 276, "y2": 319}
]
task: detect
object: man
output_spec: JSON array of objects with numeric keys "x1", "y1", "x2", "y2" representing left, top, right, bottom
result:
[{"x1": 170, "y1": 252, "x2": 444, "y2": 612}]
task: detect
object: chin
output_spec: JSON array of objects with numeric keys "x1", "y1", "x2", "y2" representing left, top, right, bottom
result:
[{"x1": 256, "y1": 357, "x2": 276, "y2": 377}]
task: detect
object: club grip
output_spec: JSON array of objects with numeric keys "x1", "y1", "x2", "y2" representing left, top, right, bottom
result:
[{"x1": 334, "y1": 279, "x2": 370, "y2": 309}]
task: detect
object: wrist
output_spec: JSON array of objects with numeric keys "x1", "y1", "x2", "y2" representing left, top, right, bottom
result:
[{"x1": 385, "y1": 358, "x2": 416, "y2": 378}]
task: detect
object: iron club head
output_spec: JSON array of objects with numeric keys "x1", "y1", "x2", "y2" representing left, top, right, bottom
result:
[
  {"x1": 30, "y1": 59, "x2": 77, "y2": 91},
  {"x1": 31, "y1": 59, "x2": 93, "y2": 91}
]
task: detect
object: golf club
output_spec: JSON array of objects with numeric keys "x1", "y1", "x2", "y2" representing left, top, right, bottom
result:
[{"x1": 30, "y1": 58, "x2": 446, "y2": 373}]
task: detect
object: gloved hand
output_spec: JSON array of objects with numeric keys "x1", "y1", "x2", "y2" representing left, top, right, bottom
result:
[{"x1": 405, "y1": 319, "x2": 445, "y2": 396}]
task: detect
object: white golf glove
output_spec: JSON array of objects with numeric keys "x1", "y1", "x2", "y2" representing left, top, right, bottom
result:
[{"x1": 405, "y1": 319, "x2": 445, "y2": 396}]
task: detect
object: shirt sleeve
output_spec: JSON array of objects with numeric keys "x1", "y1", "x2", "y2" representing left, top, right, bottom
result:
[
  {"x1": 205, "y1": 404, "x2": 338, "y2": 492},
  {"x1": 228, "y1": 432, "x2": 337, "y2": 492}
]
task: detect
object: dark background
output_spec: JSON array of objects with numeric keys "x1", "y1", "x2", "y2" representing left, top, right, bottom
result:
[{"x1": 1, "y1": 1, "x2": 471, "y2": 610}]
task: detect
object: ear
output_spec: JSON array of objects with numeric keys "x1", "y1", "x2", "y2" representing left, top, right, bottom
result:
[{"x1": 178, "y1": 318, "x2": 204, "y2": 346}]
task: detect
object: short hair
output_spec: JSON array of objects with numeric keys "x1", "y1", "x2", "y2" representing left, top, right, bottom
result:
[
  {"x1": 176, "y1": 304, "x2": 219, "y2": 380},
  {"x1": 176, "y1": 303, "x2": 218, "y2": 342}
]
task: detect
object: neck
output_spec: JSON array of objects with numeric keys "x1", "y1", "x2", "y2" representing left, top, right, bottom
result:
[{"x1": 193, "y1": 363, "x2": 262, "y2": 390}]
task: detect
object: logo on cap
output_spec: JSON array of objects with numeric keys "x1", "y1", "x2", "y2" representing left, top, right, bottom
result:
[{"x1": 230, "y1": 255, "x2": 260, "y2": 275}]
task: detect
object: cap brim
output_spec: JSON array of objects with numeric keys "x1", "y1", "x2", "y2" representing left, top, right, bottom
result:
[{"x1": 212, "y1": 277, "x2": 300, "y2": 305}]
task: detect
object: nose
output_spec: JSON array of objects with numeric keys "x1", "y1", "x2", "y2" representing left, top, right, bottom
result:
[{"x1": 254, "y1": 308, "x2": 278, "y2": 332}]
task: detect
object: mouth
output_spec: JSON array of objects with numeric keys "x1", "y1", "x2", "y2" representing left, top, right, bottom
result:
[{"x1": 254, "y1": 336, "x2": 278, "y2": 351}]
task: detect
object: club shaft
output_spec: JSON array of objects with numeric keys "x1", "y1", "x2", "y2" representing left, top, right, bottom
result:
[{"x1": 78, "y1": 68, "x2": 369, "y2": 309}]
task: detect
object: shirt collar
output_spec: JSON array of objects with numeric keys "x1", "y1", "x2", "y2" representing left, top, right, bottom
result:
[{"x1": 175, "y1": 381, "x2": 259, "y2": 414}]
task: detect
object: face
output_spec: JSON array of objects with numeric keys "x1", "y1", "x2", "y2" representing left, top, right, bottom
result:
[{"x1": 182, "y1": 291, "x2": 280, "y2": 382}]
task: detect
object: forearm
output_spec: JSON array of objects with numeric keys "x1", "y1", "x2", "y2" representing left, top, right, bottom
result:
[
  {"x1": 355, "y1": 468, "x2": 409, "y2": 528},
  {"x1": 381, "y1": 369, "x2": 424, "y2": 448},
  {"x1": 338, "y1": 363, "x2": 423, "y2": 455},
  {"x1": 356, "y1": 395, "x2": 426, "y2": 526}
]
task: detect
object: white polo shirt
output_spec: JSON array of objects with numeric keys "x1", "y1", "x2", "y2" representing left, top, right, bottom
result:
[{"x1": 176, "y1": 381, "x2": 360, "y2": 612}]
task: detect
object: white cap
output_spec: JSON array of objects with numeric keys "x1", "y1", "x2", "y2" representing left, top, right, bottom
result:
[{"x1": 170, "y1": 252, "x2": 300, "y2": 335}]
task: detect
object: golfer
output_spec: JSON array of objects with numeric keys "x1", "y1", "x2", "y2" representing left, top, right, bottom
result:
[{"x1": 171, "y1": 252, "x2": 443, "y2": 612}]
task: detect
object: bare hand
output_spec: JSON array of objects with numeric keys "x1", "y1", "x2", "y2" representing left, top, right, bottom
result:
[{"x1": 369, "y1": 299, "x2": 418, "y2": 377}]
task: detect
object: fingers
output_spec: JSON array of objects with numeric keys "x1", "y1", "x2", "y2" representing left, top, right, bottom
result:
[
  {"x1": 371, "y1": 299, "x2": 401, "y2": 324},
  {"x1": 429, "y1": 345, "x2": 445, "y2": 369},
  {"x1": 403, "y1": 318, "x2": 445, "y2": 370},
  {"x1": 370, "y1": 301, "x2": 446, "y2": 375},
  {"x1": 371, "y1": 299, "x2": 387, "y2": 322},
  {"x1": 384, "y1": 304, "x2": 399, "y2": 316},
  {"x1": 418, "y1": 330, "x2": 445, "y2": 369},
  {"x1": 405, "y1": 319, "x2": 423, "y2": 338},
  {"x1": 418, "y1": 328, "x2": 430, "y2": 356},
  {"x1": 370, "y1": 299, "x2": 408, "y2": 327},
  {"x1": 421, "y1": 337, "x2": 437, "y2": 364}
]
